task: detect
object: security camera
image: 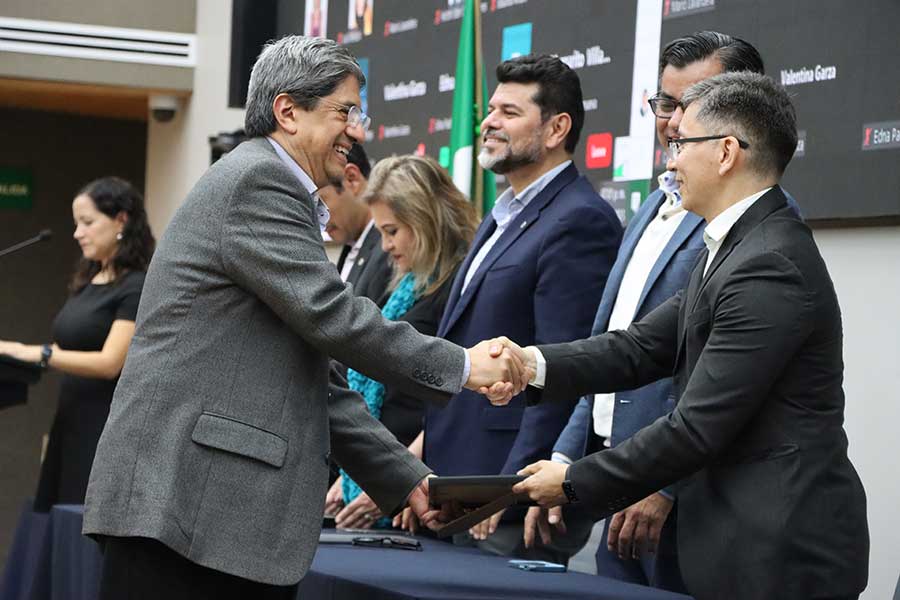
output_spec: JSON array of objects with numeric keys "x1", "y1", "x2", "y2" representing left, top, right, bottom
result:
[{"x1": 149, "y1": 95, "x2": 180, "y2": 122}]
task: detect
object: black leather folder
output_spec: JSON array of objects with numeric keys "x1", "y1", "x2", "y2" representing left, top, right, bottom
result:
[{"x1": 429, "y1": 475, "x2": 534, "y2": 538}]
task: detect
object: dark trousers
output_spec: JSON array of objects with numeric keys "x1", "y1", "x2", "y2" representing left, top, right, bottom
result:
[
  {"x1": 594, "y1": 509, "x2": 687, "y2": 594},
  {"x1": 99, "y1": 536, "x2": 298, "y2": 600}
]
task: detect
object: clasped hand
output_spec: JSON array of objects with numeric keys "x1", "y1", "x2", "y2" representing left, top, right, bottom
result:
[{"x1": 464, "y1": 337, "x2": 535, "y2": 404}]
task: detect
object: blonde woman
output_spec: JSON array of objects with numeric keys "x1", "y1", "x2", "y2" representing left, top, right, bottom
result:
[{"x1": 325, "y1": 154, "x2": 477, "y2": 528}]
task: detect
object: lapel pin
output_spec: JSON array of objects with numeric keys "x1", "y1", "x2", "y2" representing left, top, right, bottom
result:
[{"x1": 520, "y1": 221, "x2": 527, "y2": 229}]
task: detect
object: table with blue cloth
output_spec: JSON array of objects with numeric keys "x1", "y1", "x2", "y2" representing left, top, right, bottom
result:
[
  {"x1": 0, "y1": 503, "x2": 103, "y2": 600},
  {"x1": 1, "y1": 504, "x2": 691, "y2": 600}
]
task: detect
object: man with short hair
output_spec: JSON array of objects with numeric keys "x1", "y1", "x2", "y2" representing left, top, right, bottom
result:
[
  {"x1": 506, "y1": 71, "x2": 869, "y2": 600},
  {"x1": 529, "y1": 31, "x2": 774, "y2": 592},
  {"x1": 423, "y1": 54, "x2": 623, "y2": 562},
  {"x1": 83, "y1": 35, "x2": 527, "y2": 598},
  {"x1": 320, "y1": 144, "x2": 392, "y2": 306}
]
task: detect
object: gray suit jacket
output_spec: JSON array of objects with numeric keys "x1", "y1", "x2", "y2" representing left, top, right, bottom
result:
[{"x1": 83, "y1": 137, "x2": 466, "y2": 585}]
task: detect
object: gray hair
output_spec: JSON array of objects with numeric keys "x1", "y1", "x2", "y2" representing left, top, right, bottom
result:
[
  {"x1": 681, "y1": 71, "x2": 797, "y2": 177},
  {"x1": 244, "y1": 35, "x2": 365, "y2": 137}
]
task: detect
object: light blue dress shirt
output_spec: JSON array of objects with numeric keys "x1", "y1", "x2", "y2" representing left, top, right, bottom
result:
[{"x1": 461, "y1": 160, "x2": 572, "y2": 294}]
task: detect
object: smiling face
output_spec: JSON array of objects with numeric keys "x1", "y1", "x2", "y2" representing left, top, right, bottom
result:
[
  {"x1": 478, "y1": 82, "x2": 547, "y2": 174},
  {"x1": 287, "y1": 75, "x2": 365, "y2": 188},
  {"x1": 72, "y1": 194, "x2": 124, "y2": 264},
  {"x1": 370, "y1": 200, "x2": 416, "y2": 274},
  {"x1": 666, "y1": 104, "x2": 721, "y2": 216},
  {"x1": 656, "y1": 56, "x2": 723, "y2": 150}
]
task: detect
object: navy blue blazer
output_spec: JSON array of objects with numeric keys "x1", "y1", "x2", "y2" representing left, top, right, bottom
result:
[
  {"x1": 554, "y1": 187, "x2": 801, "y2": 467},
  {"x1": 424, "y1": 164, "x2": 623, "y2": 479}
]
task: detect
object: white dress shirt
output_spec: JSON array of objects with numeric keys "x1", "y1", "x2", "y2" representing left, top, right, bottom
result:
[
  {"x1": 460, "y1": 160, "x2": 572, "y2": 294},
  {"x1": 339, "y1": 219, "x2": 376, "y2": 282},
  {"x1": 591, "y1": 171, "x2": 688, "y2": 443},
  {"x1": 702, "y1": 187, "x2": 772, "y2": 276}
]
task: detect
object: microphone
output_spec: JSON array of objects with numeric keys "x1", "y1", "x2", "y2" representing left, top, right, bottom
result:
[{"x1": 0, "y1": 229, "x2": 53, "y2": 259}]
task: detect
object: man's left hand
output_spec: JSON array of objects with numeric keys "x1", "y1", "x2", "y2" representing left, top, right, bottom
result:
[
  {"x1": 607, "y1": 492, "x2": 673, "y2": 560},
  {"x1": 512, "y1": 460, "x2": 568, "y2": 507},
  {"x1": 407, "y1": 476, "x2": 443, "y2": 532}
]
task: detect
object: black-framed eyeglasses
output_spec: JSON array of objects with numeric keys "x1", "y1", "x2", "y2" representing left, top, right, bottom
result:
[
  {"x1": 666, "y1": 135, "x2": 750, "y2": 160},
  {"x1": 315, "y1": 98, "x2": 372, "y2": 133},
  {"x1": 351, "y1": 536, "x2": 422, "y2": 551},
  {"x1": 648, "y1": 94, "x2": 680, "y2": 118}
]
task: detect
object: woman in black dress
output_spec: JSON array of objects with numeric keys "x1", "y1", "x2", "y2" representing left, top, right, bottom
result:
[{"x1": 0, "y1": 177, "x2": 155, "y2": 511}]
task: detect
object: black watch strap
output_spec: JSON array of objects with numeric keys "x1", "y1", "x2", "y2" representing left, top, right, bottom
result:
[{"x1": 40, "y1": 344, "x2": 53, "y2": 368}]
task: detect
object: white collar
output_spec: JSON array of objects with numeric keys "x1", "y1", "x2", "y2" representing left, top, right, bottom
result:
[
  {"x1": 351, "y1": 219, "x2": 376, "y2": 251},
  {"x1": 266, "y1": 137, "x2": 330, "y2": 229},
  {"x1": 703, "y1": 187, "x2": 772, "y2": 249},
  {"x1": 266, "y1": 137, "x2": 318, "y2": 195}
]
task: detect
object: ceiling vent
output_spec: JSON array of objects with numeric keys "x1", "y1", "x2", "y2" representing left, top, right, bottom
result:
[{"x1": 0, "y1": 17, "x2": 195, "y2": 68}]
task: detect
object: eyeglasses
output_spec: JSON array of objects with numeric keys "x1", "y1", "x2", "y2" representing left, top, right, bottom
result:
[
  {"x1": 351, "y1": 536, "x2": 422, "y2": 551},
  {"x1": 666, "y1": 135, "x2": 750, "y2": 160},
  {"x1": 648, "y1": 94, "x2": 680, "y2": 118},
  {"x1": 316, "y1": 98, "x2": 372, "y2": 133}
]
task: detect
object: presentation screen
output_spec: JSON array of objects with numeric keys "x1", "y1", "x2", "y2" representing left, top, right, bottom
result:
[{"x1": 235, "y1": 0, "x2": 900, "y2": 223}]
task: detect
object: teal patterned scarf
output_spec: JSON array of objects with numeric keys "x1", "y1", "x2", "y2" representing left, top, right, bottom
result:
[{"x1": 341, "y1": 272, "x2": 421, "y2": 522}]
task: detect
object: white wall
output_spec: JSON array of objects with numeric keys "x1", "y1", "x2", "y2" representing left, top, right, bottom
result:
[
  {"x1": 814, "y1": 226, "x2": 900, "y2": 600},
  {"x1": 144, "y1": 0, "x2": 244, "y2": 236},
  {"x1": 144, "y1": 3, "x2": 900, "y2": 597}
]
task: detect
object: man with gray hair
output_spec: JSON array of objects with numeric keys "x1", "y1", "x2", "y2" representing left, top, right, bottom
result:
[
  {"x1": 83, "y1": 35, "x2": 528, "y2": 598},
  {"x1": 491, "y1": 72, "x2": 869, "y2": 599}
]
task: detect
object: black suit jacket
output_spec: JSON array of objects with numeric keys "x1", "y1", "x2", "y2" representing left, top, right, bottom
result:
[
  {"x1": 340, "y1": 226, "x2": 391, "y2": 307},
  {"x1": 538, "y1": 187, "x2": 868, "y2": 600}
]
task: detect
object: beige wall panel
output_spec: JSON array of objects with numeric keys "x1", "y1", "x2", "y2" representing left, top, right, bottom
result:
[{"x1": 1, "y1": 0, "x2": 196, "y2": 33}]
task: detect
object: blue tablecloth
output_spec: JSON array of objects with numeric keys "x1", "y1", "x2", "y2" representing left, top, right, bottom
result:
[
  {"x1": 2, "y1": 505, "x2": 690, "y2": 600},
  {"x1": 0, "y1": 503, "x2": 102, "y2": 600},
  {"x1": 301, "y1": 532, "x2": 691, "y2": 600}
]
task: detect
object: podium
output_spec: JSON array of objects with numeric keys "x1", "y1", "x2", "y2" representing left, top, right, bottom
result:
[{"x1": 0, "y1": 354, "x2": 42, "y2": 410}]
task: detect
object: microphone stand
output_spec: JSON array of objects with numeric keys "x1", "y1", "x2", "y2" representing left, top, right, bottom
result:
[{"x1": 0, "y1": 230, "x2": 53, "y2": 259}]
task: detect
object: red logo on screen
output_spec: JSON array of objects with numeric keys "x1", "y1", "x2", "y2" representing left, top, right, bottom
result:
[
  {"x1": 415, "y1": 143, "x2": 426, "y2": 156},
  {"x1": 863, "y1": 127, "x2": 872, "y2": 146},
  {"x1": 663, "y1": 0, "x2": 671, "y2": 16},
  {"x1": 378, "y1": 125, "x2": 385, "y2": 141},
  {"x1": 384, "y1": 21, "x2": 391, "y2": 36},
  {"x1": 336, "y1": 32, "x2": 343, "y2": 43},
  {"x1": 491, "y1": 0, "x2": 497, "y2": 11},
  {"x1": 585, "y1": 133, "x2": 613, "y2": 169},
  {"x1": 434, "y1": 9, "x2": 442, "y2": 24}
]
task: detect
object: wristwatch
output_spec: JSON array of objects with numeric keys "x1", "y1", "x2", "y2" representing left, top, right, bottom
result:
[
  {"x1": 561, "y1": 479, "x2": 579, "y2": 504},
  {"x1": 39, "y1": 344, "x2": 53, "y2": 369}
]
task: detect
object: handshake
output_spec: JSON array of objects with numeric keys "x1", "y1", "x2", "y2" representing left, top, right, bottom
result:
[{"x1": 463, "y1": 337, "x2": 536, "y2": 405}]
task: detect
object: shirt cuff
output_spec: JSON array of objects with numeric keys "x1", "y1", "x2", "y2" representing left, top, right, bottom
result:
[
  {"x1": 551, "y1": 452, "x2": 573, "y2": 465},
  {"x1": 527, "y1": 346, "x2": 546, "y2": 388},
  {"x1": 657, "y1": 488, "x2": 675, "y2": 501},
  {"x1": 458, "y1": 348, "x2": 471, "y2": 392}
]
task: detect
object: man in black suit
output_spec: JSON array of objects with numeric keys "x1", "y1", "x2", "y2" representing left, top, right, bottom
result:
[
  {"x1": 320, "y1": 143, "x2": 391, "y2": 306},
  {"x1": 490, "y1": 72, "x2": 869, "y2": 600}
]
